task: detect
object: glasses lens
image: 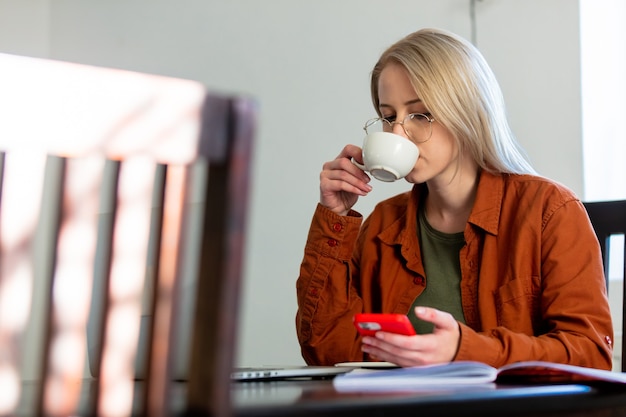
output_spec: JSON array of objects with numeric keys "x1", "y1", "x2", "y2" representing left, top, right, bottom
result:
[
  {"x1": 404, "y1": 113, "x2": 433, "y2": 143},
  {"x1": 364, "y1": 118, "x2": 387, "y2": 134}
]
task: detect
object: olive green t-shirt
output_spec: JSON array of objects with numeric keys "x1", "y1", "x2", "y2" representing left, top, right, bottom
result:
[{"x1": 409, "y1": 206, "x2": 467, "y2": 334}]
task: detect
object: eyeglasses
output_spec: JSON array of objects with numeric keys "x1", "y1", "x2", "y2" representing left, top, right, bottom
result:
[{"x1": 363, "y1": 113, "x2": 435, "y2": 143}]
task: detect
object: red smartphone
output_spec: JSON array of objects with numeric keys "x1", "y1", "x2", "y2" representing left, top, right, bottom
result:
[{"x1": 353, "y1": 313, "x2": 416, "y2": 337}]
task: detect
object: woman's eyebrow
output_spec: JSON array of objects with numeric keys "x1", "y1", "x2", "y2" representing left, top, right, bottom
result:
[
  {"x1": 405, "y1": 98, "x2": 423, "y2": 106},
  {"x1": 378, "y1": 98, "x2": 423, "y2": 110}
]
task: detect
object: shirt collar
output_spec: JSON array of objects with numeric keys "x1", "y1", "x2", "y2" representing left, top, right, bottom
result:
[
  {"x1": 377, "y1": 171, "x2": 503, "y2": 246},
  {"x1": 467, "y1": 170, "x2": 503, "y2": 236}
]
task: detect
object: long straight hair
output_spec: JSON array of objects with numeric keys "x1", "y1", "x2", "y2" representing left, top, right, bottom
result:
[{"x1": 370, "y1": 28, "x2": 536, "y2": 175}]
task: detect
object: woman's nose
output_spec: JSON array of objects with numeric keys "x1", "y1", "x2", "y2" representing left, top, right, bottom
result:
[{"x1": 391, "y1": 122, "x2": 408, "y2": 138}]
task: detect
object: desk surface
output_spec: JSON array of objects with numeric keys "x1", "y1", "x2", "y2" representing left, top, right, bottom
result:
[
  {"x1": 18, "y1": 378, "x2": 626, "y2": 416},
  {"x1": 230, "y1": 379, "x2": 626, "y2": 417}
]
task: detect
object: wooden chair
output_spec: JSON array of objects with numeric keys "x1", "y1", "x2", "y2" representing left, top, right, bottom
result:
[
  {"x1": 0, "y1": 53, "x2": 255, "y2": 416},
  {"x1": 583, "y1": 200, "x2": 626, "y2": 372}
]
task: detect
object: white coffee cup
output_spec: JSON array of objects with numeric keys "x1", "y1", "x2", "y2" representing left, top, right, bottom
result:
[{"x1": 352, "y1": 131, "x2": 419, "y2": 182}]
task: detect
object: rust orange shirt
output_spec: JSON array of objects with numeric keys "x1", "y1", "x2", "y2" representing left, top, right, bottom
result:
[{"x1": 296, "y1": 171, "x2": 613, "y2": 369}]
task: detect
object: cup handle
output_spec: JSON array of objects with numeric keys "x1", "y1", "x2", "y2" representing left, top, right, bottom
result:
[{"x1": 351, "y1": 158, "x2": 366, "y2": 171}]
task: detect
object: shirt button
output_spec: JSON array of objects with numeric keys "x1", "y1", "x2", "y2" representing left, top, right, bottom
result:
[
  {"x1": 413, "y1": 276, "x2": 425, "y2": 286},
  {"x1": 327, "y1": 239, "x2": 338, "y2": 247},
  {"x1": 310, "y1": 288, "x2": 319, "y2": 296},
  {"x1": 332, "y1": 222, "x2": 343, "y2": 232},
  {"x1": 605, "y1": 335, "x2": 613, "y2": 347}
]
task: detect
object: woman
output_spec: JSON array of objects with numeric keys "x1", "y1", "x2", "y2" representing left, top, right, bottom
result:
[{"x1": 295, "y1": 28, "x2": 613, "y2": 370}]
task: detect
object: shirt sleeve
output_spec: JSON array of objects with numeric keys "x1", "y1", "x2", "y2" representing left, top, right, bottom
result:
[{"x1": 295, "y1": 203, "x2": 366, "y2": 365}]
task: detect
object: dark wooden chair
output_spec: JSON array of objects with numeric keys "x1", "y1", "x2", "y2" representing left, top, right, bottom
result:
[
  {"x1": 0, "y1": 53, "x2": 255, "y2": 416},
  {"x1": 583, "y1": 200, "x2": 626, "y2": 372}
]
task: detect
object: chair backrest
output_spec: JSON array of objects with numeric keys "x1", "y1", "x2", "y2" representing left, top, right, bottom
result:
[
  {"x1": 0, "y1": 53, "x2": 255, "y2": 416},
  {"x1": 583, "y1": 200, "x2": 626, "y2": 372}
]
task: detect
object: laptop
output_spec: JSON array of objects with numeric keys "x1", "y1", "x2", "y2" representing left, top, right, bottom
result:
[{"x1": 231, "y1": 365, "x2": 351, "y2": 381}]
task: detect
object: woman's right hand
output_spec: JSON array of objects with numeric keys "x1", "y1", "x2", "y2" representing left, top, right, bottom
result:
[{"x1": 319, "y1": 144, "x2": 373, "y2": 216}]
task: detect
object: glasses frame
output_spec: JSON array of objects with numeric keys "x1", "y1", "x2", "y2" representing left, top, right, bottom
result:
[{"x1": 363, "y1": 113, "x2": 436, "y2": 143}]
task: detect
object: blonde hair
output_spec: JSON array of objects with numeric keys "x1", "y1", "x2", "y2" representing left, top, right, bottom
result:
[{"x1": 370, "y1": 28, "x2": 536, "y2": 175}]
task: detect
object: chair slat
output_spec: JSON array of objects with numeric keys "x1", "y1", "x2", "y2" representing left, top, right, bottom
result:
[
  {"x1": 144, "y1": 164, "x2": 188, "y2": 416},
  {"x1": 0, "y1": 151, "x2": 48, "y2": 414},
  {"x1": 41, "y1": 157, "x2": 105, "y2": 416},
  {"x1": 97, "y1": 157, "x2": 156, "y2": 417}
]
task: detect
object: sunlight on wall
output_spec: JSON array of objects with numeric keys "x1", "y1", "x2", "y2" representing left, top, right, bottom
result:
[
  {"x1": 580, "y1": 0, "x2": 626, "y2": 203},
  {"x1": 580, "y1": 0, "x2": 625, "y2": 282},
  {"x1": 580, "y1": 0, "x2": 626, "y2": 371}
]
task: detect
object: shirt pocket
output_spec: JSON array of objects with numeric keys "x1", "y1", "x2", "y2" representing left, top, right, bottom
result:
[{"x1": 494, "y1": 276, "x2": 542, "y2": 334}]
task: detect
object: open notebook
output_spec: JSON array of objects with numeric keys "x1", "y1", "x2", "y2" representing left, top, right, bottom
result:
[{"x1": 333, "y1": 360, "x2": 626, "y2": 391}]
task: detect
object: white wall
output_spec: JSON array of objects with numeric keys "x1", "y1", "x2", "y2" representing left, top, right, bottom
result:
[
  {"x1": 475, "y1": 0, "x2": 583, "y2": 192},
  {"x1": 0, "y1": 0, "x2": 50, "y2": 56},
  {"x1": 0, "y1": 0, "x2": 584, "y2": 367}
]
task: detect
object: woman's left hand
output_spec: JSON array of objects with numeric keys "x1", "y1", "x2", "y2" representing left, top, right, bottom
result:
[{"x1": 361, "y1": 307, "x2": 460, "y2": 366}]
